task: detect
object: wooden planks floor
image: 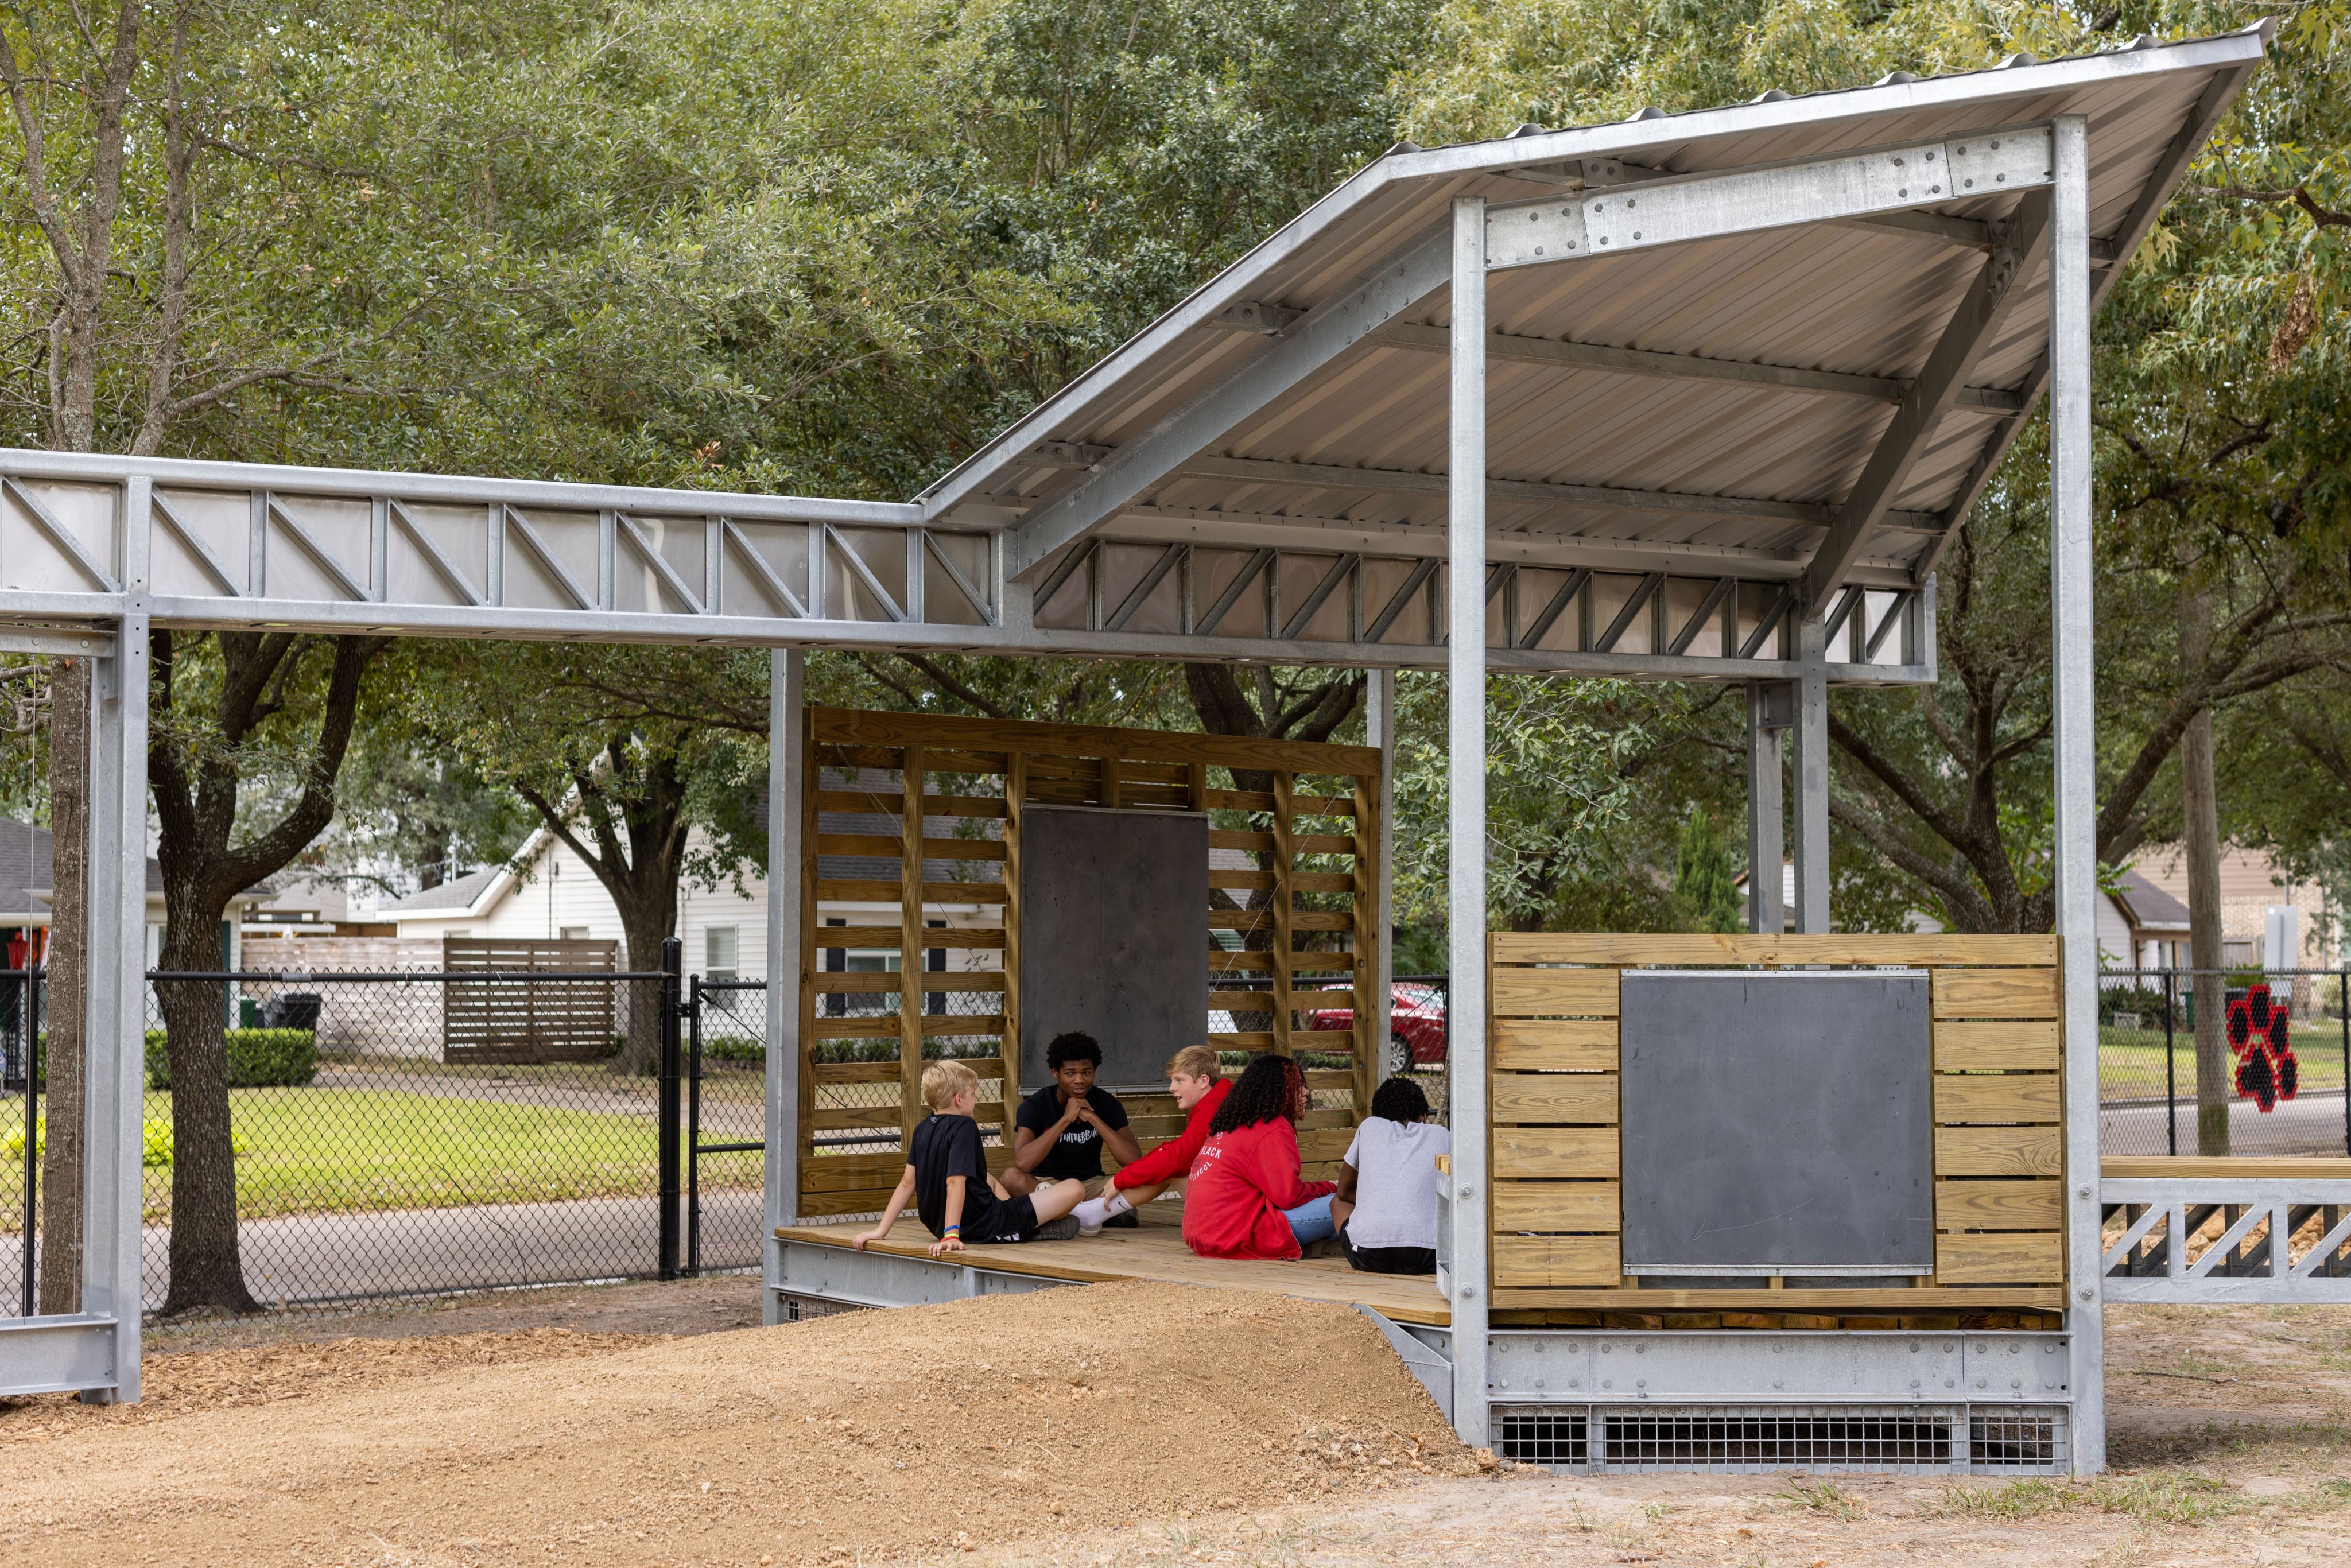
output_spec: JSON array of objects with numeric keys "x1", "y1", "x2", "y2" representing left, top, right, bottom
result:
[{"x1": 774, "y1": 1199, "x2": 1451, "y2": 1328}]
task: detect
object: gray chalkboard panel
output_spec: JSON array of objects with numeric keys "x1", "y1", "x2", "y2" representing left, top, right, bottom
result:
[
  {"x1": 1018, "y1": 806, "x2": 1210, "y2": 1092},
  {"x1": 1620, "y1": 971, "x2": 1933, "y2": 1275}
]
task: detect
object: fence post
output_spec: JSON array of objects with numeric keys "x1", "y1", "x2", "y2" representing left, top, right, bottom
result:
[
  {"x1": 20, "y1": 967, "x2": 36, "y2": 1316},
  {"x1": 658, "y1": 937, "x2": 684, "y2": 1281},
  {"x1": 2164, "y1": 968, "x2": 2177, "y2": 1159},
  {"x1": 2341, "y1": 968, "x2": 2348, "y2": 1159},
  {"x1": 686, "y1": 973, "x2": 703, "y2": 1278}
]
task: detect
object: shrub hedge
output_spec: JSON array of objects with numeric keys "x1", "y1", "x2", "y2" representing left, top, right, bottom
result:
[{"x1": 144, "y1": 1028, "x2": 319, "y2": 1089}]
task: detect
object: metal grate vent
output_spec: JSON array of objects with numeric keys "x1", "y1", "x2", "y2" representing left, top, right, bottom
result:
[
  {"x1": 1970, "y1": 1410, "x2": 2059, "y2": 1468},
  {"x1": 1497, "y1": 1411, "x2": 1588, "y2": 1466},
  {"x1": 1602, "y1": 1410, "x2": 1953, "y2": 1473}
]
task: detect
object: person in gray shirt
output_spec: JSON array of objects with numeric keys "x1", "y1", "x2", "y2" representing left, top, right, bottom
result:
[{"x1": 1333, "y1": 1076, "x2": 1451, "y2": 1274}]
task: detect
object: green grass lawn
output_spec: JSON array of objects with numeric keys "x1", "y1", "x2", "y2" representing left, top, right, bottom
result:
[
  {"x1": 2100, "y1": 1027, "x2": 2348, "y2": 1100},
  {"x1": 0, "y1": 1086, "x2": 763, "y2": 1229}
]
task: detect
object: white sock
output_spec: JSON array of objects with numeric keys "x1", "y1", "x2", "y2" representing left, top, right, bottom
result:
[
  {"x1": 1073, "y1": 1195, "x2": 1112, "y2": 1228},
  {"x1": 1103, "y1": 1189, "x2": 1134, "y2": 1217}
]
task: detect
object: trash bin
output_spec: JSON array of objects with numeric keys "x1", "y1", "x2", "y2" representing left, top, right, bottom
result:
[{"x1": 262, "y1": 992, "x2": 322, "y2": 1031}]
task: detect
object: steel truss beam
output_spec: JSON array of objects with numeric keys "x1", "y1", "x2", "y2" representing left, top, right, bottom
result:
[{"x1": 0, "y1": 452, "x2": 1934, "y2": 684}]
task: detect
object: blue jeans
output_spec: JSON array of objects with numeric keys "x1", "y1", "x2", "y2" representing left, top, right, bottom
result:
[{"x1": 1283, "y1": 1192, "x2": 1338, "y2": 1247}]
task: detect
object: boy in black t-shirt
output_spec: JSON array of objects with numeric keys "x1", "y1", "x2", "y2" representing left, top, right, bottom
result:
[
  {"x1": 855, "y1": 1059, "x2": 1085, "y2": 1254},
  {"x1": 1007, "y1": 1033, "x2": 1141, "y2": 1218}
]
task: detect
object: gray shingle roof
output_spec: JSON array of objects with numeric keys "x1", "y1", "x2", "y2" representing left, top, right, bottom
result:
[
  {"x1": 375, "y1": 865, "x2": 502, "y2": 918},
  {"x1": 2115, "y1": 869, "x2": 2191, "y2": 934},
  {"x1": 0, "y1": 816, "x2": 162, "y2": 918}
]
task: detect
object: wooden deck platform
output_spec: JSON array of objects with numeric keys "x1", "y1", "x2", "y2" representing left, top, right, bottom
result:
[{"x1": 773, "y1": 1200, "x2": 1452, "y2": 1328}]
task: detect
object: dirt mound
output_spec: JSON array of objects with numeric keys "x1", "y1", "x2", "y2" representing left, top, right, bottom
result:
[{"x1": 0, "y1": 1282, "x2": 1462, "y2": 1565}]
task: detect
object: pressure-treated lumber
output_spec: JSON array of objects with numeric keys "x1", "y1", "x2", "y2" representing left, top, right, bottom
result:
[
  {"x1": 797, "y1": 705, "x2": 1382, "y2": 1217},
  {"x1": 1488, "y1": 931, "x2": 2070, "y2": 1321}
]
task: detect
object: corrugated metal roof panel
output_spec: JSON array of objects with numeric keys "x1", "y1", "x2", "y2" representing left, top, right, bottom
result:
[{"x1": 920, "y1": 28, "x2": 2268, "y2": 591}]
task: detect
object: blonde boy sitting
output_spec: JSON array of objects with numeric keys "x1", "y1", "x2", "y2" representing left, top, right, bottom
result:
[{"x1": 854, "y1": 1059, "x2": 1085, "y2": 1254}]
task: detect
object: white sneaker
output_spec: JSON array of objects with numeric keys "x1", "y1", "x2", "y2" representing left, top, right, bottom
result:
[{"x1": 1072, "y1": 1196, "x2": 1111, "y2": 1237}]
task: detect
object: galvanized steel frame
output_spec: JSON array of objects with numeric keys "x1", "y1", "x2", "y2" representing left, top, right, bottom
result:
[
  {"x1": 2048, "y1": 115, "x2": 2105, "y2": 1474},
  {"x1": 0, "y1": 450, "x2": 1928, "y2": 684},
  {"x1": 1487, "y1": 1330, "x2": 2073, "y2": 1407},
  {"x1": 2100, "y1": 1177, "x2": 2351, "y2": 1304}
]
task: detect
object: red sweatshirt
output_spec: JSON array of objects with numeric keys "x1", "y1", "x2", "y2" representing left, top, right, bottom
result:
[
  {"x1": 1111, "y1": 1079, "x2": 1231, "y2": 1191},
  {"x1": 1181, "y1": 1117, "x2": 1336, "y2": 1260}
]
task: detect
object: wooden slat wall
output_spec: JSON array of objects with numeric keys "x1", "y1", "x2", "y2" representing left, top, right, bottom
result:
[
  {"x1": 1487, "y1": 933, "x2": 2067, "y2": 1320},
  {"x1": 797, "y1": 708, "x2": 1383, "y2": 1216}
]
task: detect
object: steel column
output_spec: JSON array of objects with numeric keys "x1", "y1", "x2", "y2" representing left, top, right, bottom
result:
[
  {"x1": 2049, "y1": 113, "x2": 2105, "y2": 1476},
  {"x1": 1746, "y1": 683, "x2": 1787, "y2": 934},
  {"x1": 1790, "y1": 616, "x2": 1830, "y2": 933},
  {"x1": 764, "y1": 648, "x2": 804, "y2": 1325},
  {"x1": 80, "y1": 604, "x2": 148, "y2": 1400},
  {"x1": 1446, "y1": 195, "x2": 1492, "y2": 1447},
  {"x1": 1369, "y1": 670, "x2": 1396, "y2": 1073}
]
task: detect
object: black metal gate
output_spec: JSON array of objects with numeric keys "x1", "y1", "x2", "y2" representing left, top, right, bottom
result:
[{"x1": 682, "y1": 968, "x2": 769, "y2": 1276}]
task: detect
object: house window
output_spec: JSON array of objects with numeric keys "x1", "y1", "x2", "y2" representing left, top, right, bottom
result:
[
  {"x1": 559, "y1": 925, "x2": 591, "y2": 941},
  {"x1": 705, "y1": 925, "x2": 739, "y2": 980}
]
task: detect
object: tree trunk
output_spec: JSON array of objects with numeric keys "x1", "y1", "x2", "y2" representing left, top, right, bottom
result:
[
  {"x1": 154, "y1": 911, "x2": 256, "y2": 1314},
  {"x1": 615, "y1": 895, "x2": 679, "y2": 1075},
  {"x1": 2179, "y1": 586, "x2": 2230, "y2": 1158},
  {"x1": 36, "y1": 656, "x2": 88, "y2": 1314}
]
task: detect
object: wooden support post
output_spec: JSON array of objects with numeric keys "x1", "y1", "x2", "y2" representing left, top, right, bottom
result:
[
  {"x1": 1352, "y1": 765, "x2": 1379, "y2": 1116},
  {"x1": 899, "y1": 746, "x2": 925, "y2": 1136},
  {"x1": 1271, "y1": 770, "x2": 1295, "y2": 1055},
  {"x1": 1101, "y1": 752, "x2": 1122, "y2": 809},
  {"x1": 796, "y1": 707, "x2": 821, "y2": 1191},
  {"x1": 1002, "y1": 751, "x2": 1027, "y2": 1140}
]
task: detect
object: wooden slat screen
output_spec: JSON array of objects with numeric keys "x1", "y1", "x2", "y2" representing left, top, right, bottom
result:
[
  {"x1": 1486, "y1": 932, "x2": 2067, "y2": 1325},
  {"x1": 441, "y1": 936, "x2": 619, "y2": 1064},
  {"x1": 797, "y1": 708, "x2": 1383, "y2": 1218}
]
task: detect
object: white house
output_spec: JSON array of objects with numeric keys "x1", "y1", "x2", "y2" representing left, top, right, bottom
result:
[{"x1": 374, "y1": 771, "x2": 1012, "y2": 980}]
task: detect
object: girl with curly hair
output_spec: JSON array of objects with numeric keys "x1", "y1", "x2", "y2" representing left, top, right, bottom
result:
[{"x1": 1180, "y1": 1053, "x2": 1338, "y2": 1260}]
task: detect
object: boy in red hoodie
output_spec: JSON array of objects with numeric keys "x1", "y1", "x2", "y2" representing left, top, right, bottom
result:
[
  {"x1": 1070, "y1": 1045, "x2": 1227, "y2": 1236},
  {"x1": 1181, "y1": 1054, "x2": 1337, "y2": 1260}
]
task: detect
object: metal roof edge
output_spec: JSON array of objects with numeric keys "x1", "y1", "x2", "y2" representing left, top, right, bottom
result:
[
  {"x1": 0, "y1": 449, "x2": 922, "y2": 527},
  {"x1": 917, "y1": 26, "x2": 2270, "y2": 521},
  {"x1": 1388, "y1": 25, "x2": 2269, "y2": 178}
]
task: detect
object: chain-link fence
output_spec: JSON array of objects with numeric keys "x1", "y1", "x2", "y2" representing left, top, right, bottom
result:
[
  {"x1": 1, "y1": 968, "x2": 46, "y2": 1316},
  {"x1": 2099, "y1": 967, "x2": 2351, "y2": 1158},
  {"x1": 15, "y1": 967, "x2": 693, "y2": 1315}
]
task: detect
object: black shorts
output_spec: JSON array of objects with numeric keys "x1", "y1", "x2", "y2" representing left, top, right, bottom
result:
[
  {"x1": 1339, "y1": 1221, "x2": 1436, "y2": 1276},
  {"x1": 964, "y1": 1194, "x2": 1039, "y2": 1245}
]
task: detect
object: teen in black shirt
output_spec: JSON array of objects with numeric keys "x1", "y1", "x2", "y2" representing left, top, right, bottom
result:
[{"x1": 1006, "y1": 1031, "x2": 1140, "y2": 1196}]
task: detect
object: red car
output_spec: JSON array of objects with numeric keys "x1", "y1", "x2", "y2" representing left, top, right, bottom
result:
[{"x1": 1305, "y1": 981, "x2": 1447, "y2": 1076}]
